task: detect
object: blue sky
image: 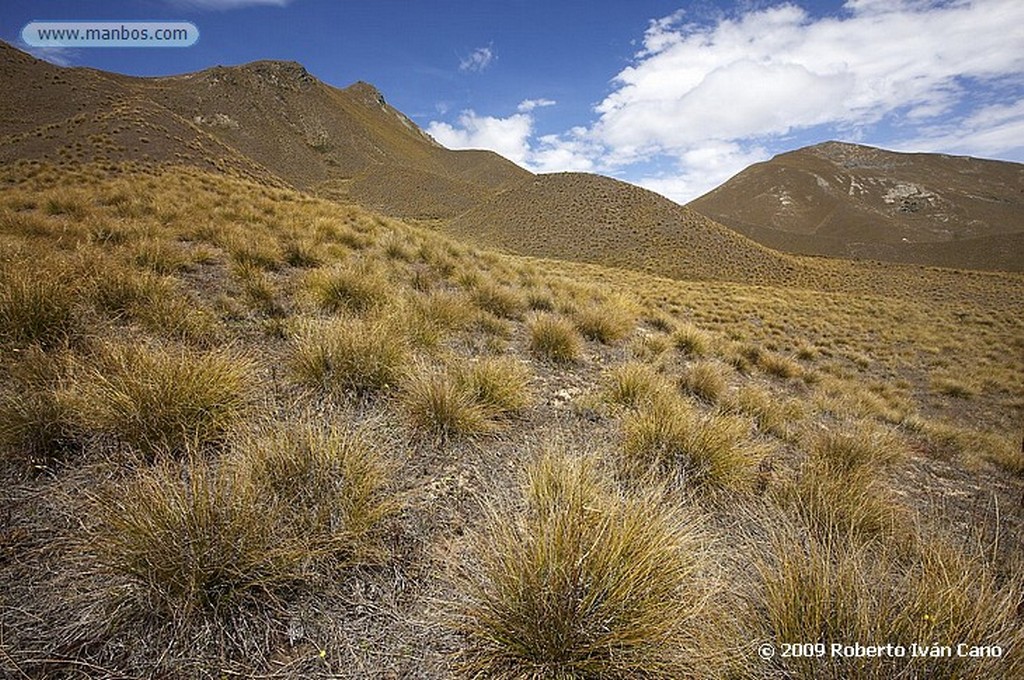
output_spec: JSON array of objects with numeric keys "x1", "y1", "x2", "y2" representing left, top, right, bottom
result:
[{"x1": 5, "y1": 0, "x2": 1023, "y2": 203}]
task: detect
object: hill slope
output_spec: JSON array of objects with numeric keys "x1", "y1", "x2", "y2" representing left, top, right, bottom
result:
[
  {"x1": 0, "y1": 40, "x2": 528, "y2": 217},
  {"x1": 688, "y1": 141, "x2": 1024, "y2": 271},
  {"x1": 444, "y1": 171, "x2": 814, "y2": 288}
]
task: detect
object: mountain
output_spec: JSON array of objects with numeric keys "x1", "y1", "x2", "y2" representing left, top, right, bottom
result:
[
  {"x1": 687, "y1": 141, "x2": 1024, "y2": 271},
  {"x1": 0, "y1": 40, "x2": 528, "y2": 218},
  {"x1": 444, "y1": 172, "x2": 814, "y2": 288}
]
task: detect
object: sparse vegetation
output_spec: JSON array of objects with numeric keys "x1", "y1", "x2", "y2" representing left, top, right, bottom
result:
[
  {"x1": 527, "y1": 313, "x2": 583, "y2": 363},
  {"x1": 288, "y1": 316, "x2": 408, "y2": 395},
  {"x1": 65, "y1": 342, "x2": 255, "y2": 458},
  {"x1": 453, "y1": 452, "x2": 716, "y2": 678},
  {"x1": 1, "y1": 156, "x2": 1021, "y2": 678}
]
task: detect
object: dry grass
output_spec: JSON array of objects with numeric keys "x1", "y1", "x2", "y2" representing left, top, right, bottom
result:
[
  {"x1": 452, "y1": 452, "x2": 717, "y2": 678},
  {"x1": 305, "y1": 261, "x2": 391, "y2": 314},
  {"x1": 672, "y1": 322, "x2": 713, "y2": 357},
  {"x1": 65, "y1": 342, "x2": 255, "y2": 458},
  {"x1": 622, "y1": 395, "x2": 764, "y2": 491},
  {"x1": 603, "y1": 361, "x2": 673, "y2": 408},
  {"x1": 404, "y1": 368, "x2": 496, "y2": 438},
  {"x1": 679, "y1": 360, "x2": 731, "y2": 404},
  {"x1": 527, "y1": 313, "x2": 582, "y2": 364},
  {"x1": 0, "y1": 263, "x2": 82, "y2": 350},
  {"x1": 288, "y1": 316, "x2": 409, "y2": 395},
  {"x1": 758, "y1": 531, "x2": 1024, "y2": 679},
  {"x1": 2, "y1": 162, "x2": 1021, "y2": 678}
]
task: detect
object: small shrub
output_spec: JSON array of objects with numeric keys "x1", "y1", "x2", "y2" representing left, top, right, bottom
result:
[
  {"x1": 288, "y1": 316, "x2": 408, "y2": 395},
  {"x1": 454, "y1": 452, "x2": 713, "y2": 678},
  {"x1": 528, "y1": 314, "x2": 582, "y2": 364}
]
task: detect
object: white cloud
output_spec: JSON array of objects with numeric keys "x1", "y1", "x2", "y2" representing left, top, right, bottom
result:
[
  {"x1": 459, "y1": 46, "x2": 494, "y2": 72},
  {"x1": 895, "y1": 98, "x2": 1024, "y2": 158},
  {"x1": 17, "y1": 42, "x2": 76, "y2": 66},
  {"x1": 166, "y1": 0, "x2": 293, "y2": 8},
  {"x1": 595, "y1": 0, "x2": 1024, "y2": 155},
  {"x1": 517, "y1": 98, "x2": 556, "y2": 112},
  {"x1": 432, "y1": 1, "x2": 1024, "y2": 204},
  {"x1": 635, "y1": 143, "x2": 771, "y2": 204},
  {"x1": 427, "y1": 110, "x2": 532, "y2": 166}
]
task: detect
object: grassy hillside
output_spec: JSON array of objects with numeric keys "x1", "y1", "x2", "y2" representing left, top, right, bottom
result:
[
  {"x1": 2, "y1": 160, "x2": 1022, "y2": 678},
  {"x1": 0, "y1": 41, "x2": 529, "y2": 220},
  {"x1": 688, "y1": 141, "x2": 1024, "y2": 272},
  {"x1": 444, "y1": 170, "x2": 1024, "y2": 303}
]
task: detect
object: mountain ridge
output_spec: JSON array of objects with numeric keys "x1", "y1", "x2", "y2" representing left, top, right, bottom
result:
[{"x1": 687, "y1": 140, "x2": 1024, "y2": 271}]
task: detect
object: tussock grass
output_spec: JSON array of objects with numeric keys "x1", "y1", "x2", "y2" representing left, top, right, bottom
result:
[
  {"x1": 66, "y1": 342, "x2": 255, "y2": 457},
  {"x1": 527, "y1": 313, "x2": 582, "y2": 364},
  {"x1": 728, "y1": 384, "x2": 805, "y2": 438},
  {"x1": 810, "y1": 422, "x2": 907, "y2": 474},
  {"x1": 932, "y1": 375, "x2": 978, "y2": 398},
  {"x1": 232, "y1": 260, "x2": 285, "y2": 318},
  {"x1": 471, "y1": 280, "x2": 527, "y2": 320},
  {"x1": 0, "y1": 264, "x2": 82, "y2": 350},
  {"x1": 453, "y1": 452, "x2": 715, "y2": 678},
  {"x1": 85, "y1": 459, "x2": 304, "y2": 620},
  {"x1": 628, "y1": 332, "x2": 672, "y2": 362},
  {"x1": 404, "y1": 369, "x2": 495, "y2": 438},
  {"x1": 305, "y1": 261, "x2": 391, "y2": 314},
  {"x1": 777, "y1": 461, "x2": 896, "y2": 542},
  {"x1": 457, "y1": 356, "x2": 533, "y2": 416},
  {"x1": 404, "y1": 358, "x2": 531, "y2": 438},
  {"x1": 288, "y1": 316, "x2": 408, "y2": 395},
  {"x1": 89, "y1": 264, "x2": 219, "y2": 343},
  {"x1": 235, "y1": 422, "x2": 398, "y2": 563},
  {"x1": 758, "y1": 351, "x2": 803, "y2": 379},
  {"x1": 603, "y1": 361, "x2": 673, "y2": 408},
  {"x1": 131, "y1": 237, "x2": 191, "y2": 274},
  {"x1": 0, "y1": 348, "x2": 81, "y2": 461},
  {"x1": 679, "y1": 360, "x2": 731, "y2": 404},
  {"x1": 622, "y1": 395, "x2": 763, "y2": 491},
  {"x1": 571, "y1": 297, "x2": 635, "y2": 344},
  {"x1": 672, "y1": 323, "x2": 713, "y2": 356},
  {"x1": 759, "y1": 531, "x2": 1024, "y2": 679}
]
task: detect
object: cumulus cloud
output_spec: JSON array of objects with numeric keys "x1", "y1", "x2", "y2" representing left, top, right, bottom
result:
[
  {"x1": 596, "y1": 1, "x2": 1024, "y2": 152},
  {"x1": 459, "y1": 46, "x2": 494, "y2": 72},
  {"x1": 432, "y1": 1, "x2": 1024, "y2": 203},
  {"x1": 426, "y1": 110, "x2": 532, "y2": 166},
  {"x1": 517, "y1": 98, "x2": 556, "y2": 112}
]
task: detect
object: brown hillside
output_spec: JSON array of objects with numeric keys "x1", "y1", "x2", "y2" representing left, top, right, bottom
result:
[
  {"x1": 0, "y1": 41, "x2": 529, "y2": 216},
  {"x1": 688, "y1": 141, "x2": 1024, "y2": 272},
  {"x1": 444, "y1": 171, "x2": 817, "y2": 288}
]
